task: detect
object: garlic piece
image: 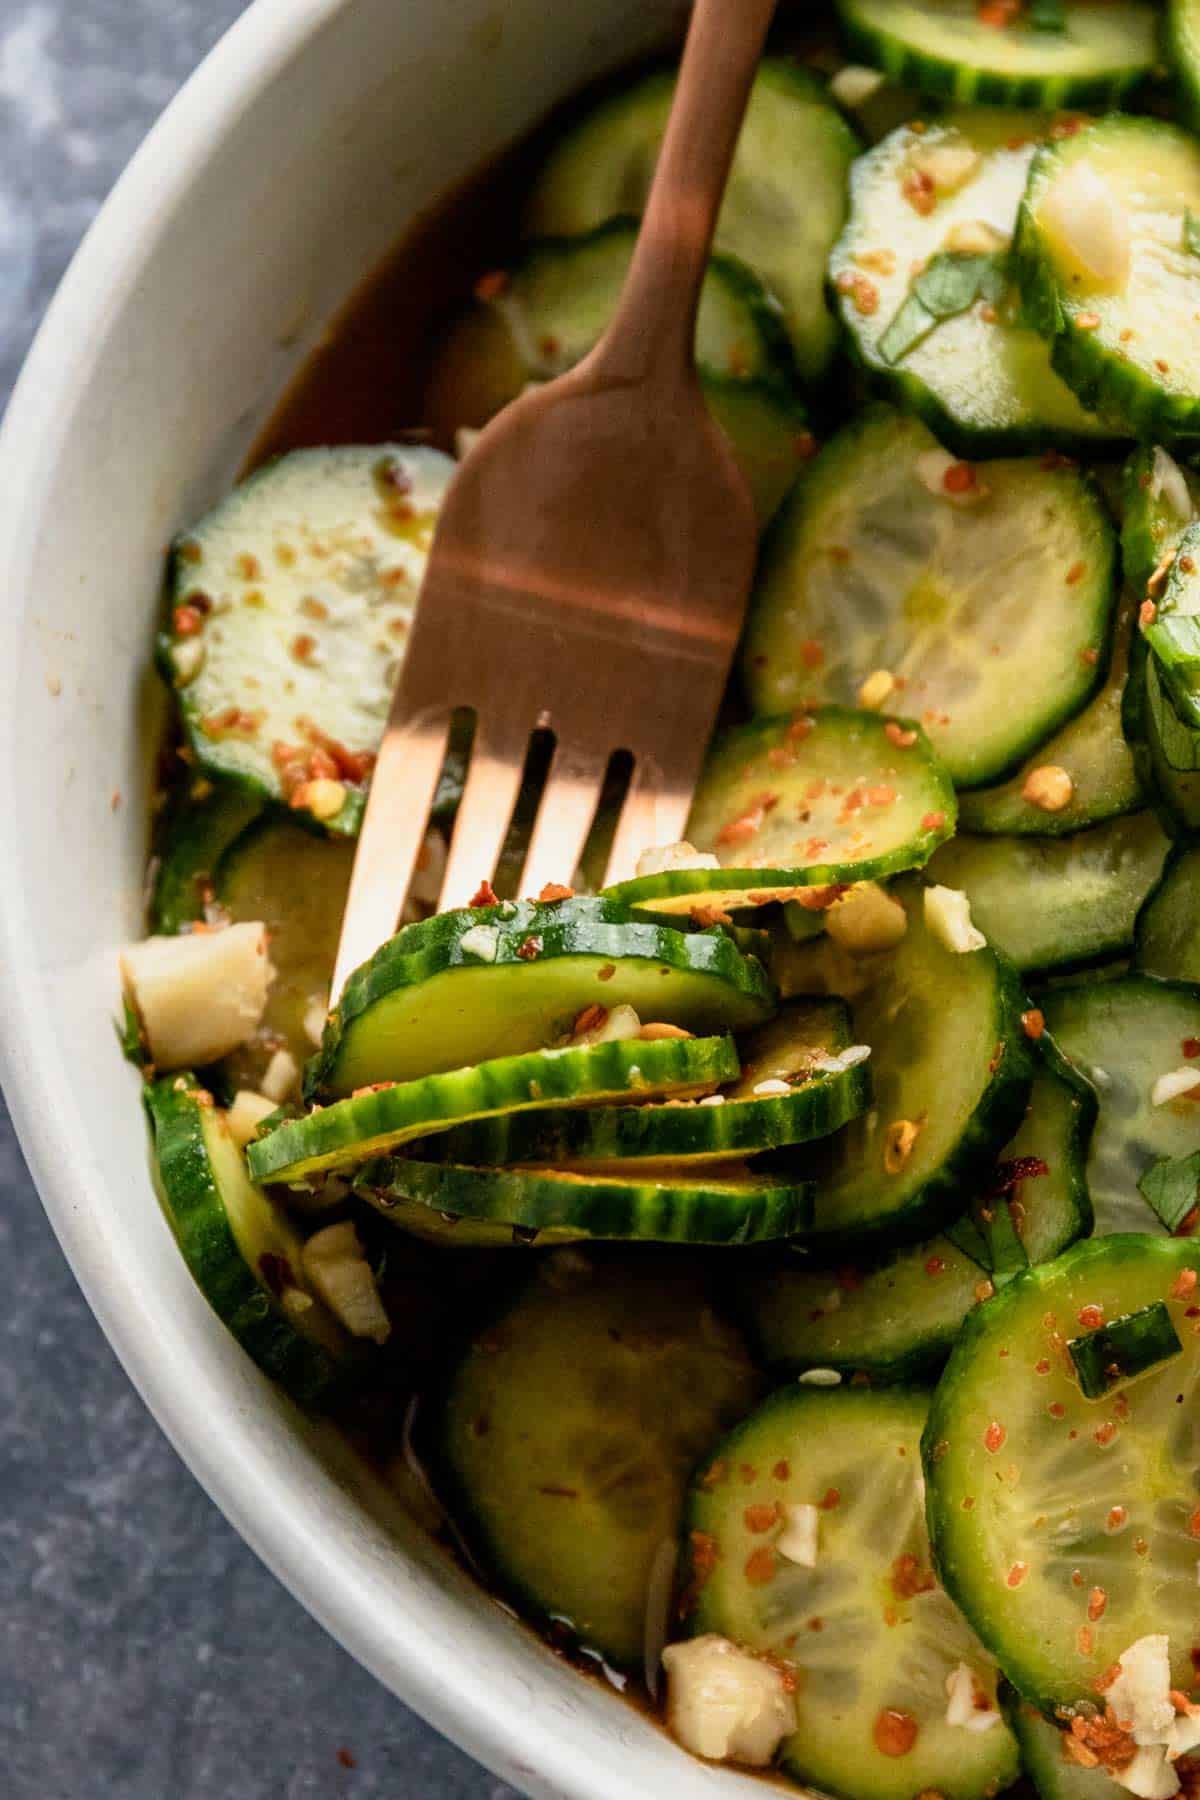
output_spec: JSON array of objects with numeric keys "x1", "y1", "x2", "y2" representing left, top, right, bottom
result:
[
  {"x1": 1151, "y1": 1068, "x2": 1200, "y2": 1107},
  {"x1": 944, "y1": 219, "x2": 1010, "y2": 257},
  {"x1": 1039, "y1": 160, "x2": 1131, "y2": 291},
  {"x1": 924, "y1": 886, "x2": 987, "y2": 954},
  {"x1": 776, "y1": 1504, "x2": 820, "y2": 1568},
  {"x1": 226, "y1": 1089, "x2": 278, "y2": 1150},
  {"x1": 120, "y1": 923, "x2": 273, "y2": 1070},
  {"x1": 261, "y1": 1048, "x2": 300, "y2": 1104},
  {"x1": 662, "y1": 1635, "x2": 793, "y2": 1767},
  {"x1": 458, "y1": 924, "x2": 500, "y2": 963},
  {"x1": 826, "y1": 882, "x2": 908, "y2": 955},
  {"x1": 830, "y1": 64, "x2": 885, "y2": 110},
  {"x1": 301, "y1": 1221, "x2": 390, "y2": 1344},
  {"x1": 635, "y1": 841, "x2": 721, "y2": 879},
  {"x1": 1108, "y1": 1636, "x2": 1176, "y2": 1746},
  {"x1": 911, "y1": 137, "x2": 982, "y2": 196}
]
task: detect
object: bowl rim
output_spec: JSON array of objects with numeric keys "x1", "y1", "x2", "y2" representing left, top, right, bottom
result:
[{"x1": 0, "y1": 4, "x2": 672, "y2": 1794}]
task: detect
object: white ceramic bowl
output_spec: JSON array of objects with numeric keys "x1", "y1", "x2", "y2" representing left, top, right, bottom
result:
[{"x1": 0, "y1": 1, "x2": 773, "y2": 1794}]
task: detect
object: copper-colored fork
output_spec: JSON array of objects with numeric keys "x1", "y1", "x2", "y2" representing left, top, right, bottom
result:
[{"x1": 333, "y1": 0, "x2": 778, "y2": 997}]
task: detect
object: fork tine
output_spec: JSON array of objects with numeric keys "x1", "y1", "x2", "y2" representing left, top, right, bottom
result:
[
  {"x1": 603, "y1": 751, "x2": 698, "y2": 890},
  {"x1": 518, "y1": 746, "x2": 608, "y2": 900},
  {"x1": 438, "y1": 713, "x2": 532, "y2": 911}
]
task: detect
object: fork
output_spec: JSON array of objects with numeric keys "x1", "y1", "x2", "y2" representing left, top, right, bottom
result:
[{"x1": 333, "y1": 0, "x2": 779, "y2": 997}]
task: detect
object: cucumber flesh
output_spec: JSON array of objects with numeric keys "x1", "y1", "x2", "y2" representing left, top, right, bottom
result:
[
  {"x1": 1126, "y1": 637, "x2": 1200, "y2": 831},
  {"x1": 744, "y1": 408, "x2": 1118, "y2": 789},
  {"x1": 247, "y1": 1034, "x2": 741, "y2": 1184},
  {"x1": 682, "y1": 1386, "x2": 1020, "y2": 1800},
  {"x1": 829, "y1": 112, "x2": 1115, "y2": 454},
  {"x1": 1041, "y1": 975, "x2": 1200, "y2": 1235},
  {"x1": 1121, "y1": 445, "x2": 1200, "y2": 598},
  {"x1": 1170, "y1": 0, "x2": 1200, "y2": 133},
  {"x1": 1144, "y1": 520, "x2": 1200, "y2": 733},
  {"x1": 605, "y1": 706, "x2": 956, "y2": 917},
  {"x1": 309, "y1": 896, "x2": 775, "y2": 1098},
  {"x1": 435, "y1": 1257, "x2": 759, "y2": 1669},
  {"x1": 737, "y1": 1039, "x2": 1094, "y2": 1379},
  {"x1": 923, "y1": 1234, "x2": 1200, "y2": 1714},
  {"x1": 163, "y1": 446, "x2": 455, "y2": 831},
  {"x1": 1008, "y1": 1696, "x2": 1128, "y2": 1800},
  {"x1": 145, "y1": 1074, "x2": 350, "y2": 1407},
  {"x1": 525, "y1": 60, "x2": 858, "y2": 383},
  {"x1": 149, "y1": 780, "x2": 263, "y2": 934},
  {"x1": 836, "y1": 1, "x2": 1158, "y2": 108},
  {"x1": 1134, "y1": 842, "x2": 1200, "y2": 984},
  {"x1": 926, "y1": 812, "x2": 1172, "y2": 973},
  {"x1": 791, "y1": 877, "x2": 1035, "y2": 1249}
]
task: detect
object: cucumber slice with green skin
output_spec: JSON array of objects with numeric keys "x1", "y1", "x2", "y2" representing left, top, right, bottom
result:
[
  {"x1": 148, "y1": 780, "x2": 264, "y2": 934},
  {"x1": 1007, "y1": 1696, "x2": 1127, "y2": 1800},
  {"x1": 925, "y1": 812, "x2": 1172, "y2": 973},
  {"x1": 161, "y1": 446, "x2": 454, "y2": 833},
  {"x1": 359, "y1": 1159, "x2": 813, "y2": 1247},
  {"x1": 308, "y1": 897, "x2": 775, "y2": 1099},
  {"x1": 435, "y1": 221, "x2": 809, "y2": 523},
  {"x1": 145, "y1": 1074, "x2": 350, "y2": 1408},
  {"x1": 215, "y1": 814, "x2": 354, "y2": 1087},
  {"x1": 1170, "y1": 0, "x2": 1200, "y2": 132},
  {"x1": 828, "y1": 113, "x2": 1117, "y2": 456},
  {"x1": 434, "y1": 1257, "x2": 760, "y2": 1669},
  {"x1": 408, "y1": 999, "x2": 870, "y2": 1169},
  {"x1": 525, "y1": 60, "x2": 858, "y2": 384},
  {"x1": 1144, "y1": 521, "x2": 1200, "y2": 733},
  {"x1": 1134, "y1": 841, "x2": 1200, "y2": 983},
  {"x1": 736, "y1": 1037, "x2": 1095, "y2": 1381},
  {"x1": 1040, "y1": 975, "x2": 1200, "y2": 1235},
  {"x1": 1125, "y1": 636, "x2": 1200, "y2": 831},
  {"x1": 744, "y1": 408, "x2": 1118, "y2": 789},
  {"x1": 923, "y1": 1234, "x2": 1200, "y2": 1716},
  {"x1": 1121, "y1": 445, "x2": 1200, "y2": 598},
  {"x1": 682, "y1": 1386, "x2": 1020, "y2": 1800},
  {"x1": 247, "y1": 1034, "x2": 740, "y2": 1184},
  {"x1": 959, "y1": 596, "x2": 1142, "y2": 835},
  {"x1": 355, "y1": 1197, "x2": 581, "y2": 1250},
  {"x1": 605, "y1": 708, "x2": 956, "y2": 919},
  {"x1": 1015, "y1": 119, "x2": 1200, "y2": 446},
  {"x1": 835, "y1": 1, "x2": 1158, "y2": 109},
  {"x1": 790, "y1": 877, "x2": 1036, "y2": 1251}
]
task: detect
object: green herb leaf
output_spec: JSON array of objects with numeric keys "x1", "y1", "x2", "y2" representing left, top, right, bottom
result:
[
  {"x1": 1068, "y1": 1301, "x2": 1183, "y2": 1400},
  {"x1": 879, "y1": 251, "x2": 1008, "y2": 365},
  {"x1": 981, "y1": 1199, "x2": 1030, "y2": 1288},
  {"x1": 1027, "y1": 0, "x2": 1067, "y2": 33},
  {"x1": 1139, "y1": 1150, "x2": 1200, "y2": 1232},
  {"x1": 116, "y1": 997, "x2": 147, "y2": 1069},
  {"x1": 878, "y1": 293, "x2": 938, "y2": 365},
  {"x1": 1185, "y1": 211, "x2": 1200, "y2": 259},
  {"x1": 944, "y1": 1214, "x2": 991, "y2": 1270}
]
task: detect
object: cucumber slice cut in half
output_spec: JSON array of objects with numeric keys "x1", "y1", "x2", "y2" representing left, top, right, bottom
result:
[
  {"x1": 1007, "y1": 1696, "x2": 1128, "y2": 1800},
  {"x1": 161, "y1": 446, "x2": 455, "y2": 832},
  {"x1": 148, "y1": 780, "x2": 264, "y2": 934},
  {"x1": 1121, "y1": 445, "x2": 1200, "y2": 598},
  {"x1": 525, "y1": 61, "x2": 858, "y2": 383},
  {"x1": 743, "y1": 408, "x2": 1118, "y2": 789},
  {"x1": 1144, "y1": 520, "x2": 1200, "y2": 733},
  {"x1": 431, "y1": 221, "x2": 809, "y2": 523},
  {"x1": 737, "y1": 1037, "x2": 1095, "y2": 1380},
  {"x1": 835, "y1": 1, "x2": 1158, "y2": 109},
  {"x1": 1134, "y1": 842, "x2": 1200, "y2": 984},
  {"x1": 1016, "y1": 119, "x2": 1200, "y2": 445},
  {"x1": 681, "y1": 1386, "x2": 1020, "y2": 1800},
  {"x1": 788, "y1": 877, "x2": 1035, "y2": 1250},
  {"x1": 145, "y1": 1074, "x2": 350, "y2": 1408},
  {"x1": 923, "y1": 1234, "x2": 1200, "y2": 1715},
  {"x1": 248, "y1": 1034, "x2": 740, "y2": 1184},
  {"x1": 1170, "y1": 0, "x2": 1200, "y2": 132},
  {"x1": 308, "y1": 896, "x2": 775, "y2": 1098},
  {"x1": 359, "y1": 1159, "x2": 813, "y2": 1247},
  {"x1": 829, "y1": 113, "x2": 1117, "y2": 456},
  {"x1": 216, "y1": 816, "x2": 354, "y2": 1085},
  {"x1": 409, "y1": 999, "x2": 871, "y2": 1168},
  {"x1": 1041, "y1": 975, "x2": 1200, "y2": 1235},
  {"x1": 926, "y1": 812, "x2": 1172, "y2": 973},
  {"x1": 434, "y1": 1257, "x2": 759, "y2": 1669},
  {"x1": 959, "y1": 596, "x2": 1142, "y2": 835},
  {"x1": 1125, "y1": 636, "x2": 1200, "y2": 831},
  {"x1": 605, "y1": 708, "x2": 955, "y2": 918}
]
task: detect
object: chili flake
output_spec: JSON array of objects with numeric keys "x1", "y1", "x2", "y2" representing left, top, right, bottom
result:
[
  {"x1": 874, "y1": 1709, "x2": 919, "y2": 1757},
  {"x1": 469, "y1": 880, "x2": 499, "y2": 908}
]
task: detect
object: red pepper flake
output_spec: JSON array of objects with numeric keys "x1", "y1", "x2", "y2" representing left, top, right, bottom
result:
[
  {"x1": 1079, "y1": 1627, "x2": 1095, "y2": 1656},
  {"x1": 572, "y1": 1004, "x2": 608, "y2": 1038},
  {"x1": 173, "y1": 605, "x2": 204, "y2": 636},
  {"x1": 992, "y1": 1156, "x2": 1049, "y2": 1196},
  {"x1": 699, "y1": 1461, "x2": 728, "y2": 1491},
  {"x1": 794, "y1": 431, "x2": 819, "y2": 461},
  {"x1": 689, "y1": 1530, "x2": 719, "y2": 1587},
  {"x1": 1094, "y1": 1421, "x2": 1118, "y2": 1447},
  {"x1": 1071, "y1": 1569, "x2": 1084, "y2": 1587},
  {"x1": 1172, "y1": 1269, "x2": 1199, "y2": 1301},
  {"x1": 868, "y1": 784, "x2": 897, "y2": 807},
  {"x1": 767, "y1": 745, "x2": 796, "y2": 770},
  {"x1": 291, "y1": 632, "x2": 317, "y2": 664},
  {"x1": 739, "y1": 1464, "x2": 759, "y2": 1484},
  {"x1": 808, "y1": 1616, "x2": 824, "y2": 1632},
  {"x1": 1184, "y1": 1040, "x2": 1200, "y2": 1060},
  {"x1": 962, "y1": 1496, "x2": 976, "y2": 1510},
  {"x1": 516, "y1": 935, "x2": 542, "y2": 961},
  {"x1": 1066, "y1": 562, "x2": 1087, "y2": 584},
  {"x1": 874, "y1": 1708, "x2": 919, "y2": 1756},
  {"x1": 943, "y1": 462, "x2": 977, "y2": 496},
  {"x1": 1022, "y1": 1009, "x2": 1046, "y2": 1041},
  {"x1": 902, "y1": 169, "x2": 937, "y2": 216},
  {"x1": 1049, "y1": 1402, "x2": 1066, "y2": 1419},
  {"x1": 1088, "y1": 1587, "x2": 1108, "y2": 1621},
  {"x1": 772, "y1": 1459, "x2": 791, "y2": 1481},
  {"x1": 819, "y1": 1487, "x2": 841, "y2": 1510},
  {"x1": 984, "y1": 1421, "x2": 1006, "y2": 1453},
  {"x1": 469, "y1": 880, "x2": 499, "y2": 908},
  {"x1": 1096, "y1": 1663, "x2": 1122, "y2": 1693},
  {"x1": 296, "y1": 715, "x2": 375, "y2": 785},
  {"x1": 474, "y1": 269, "x2": 509, "y2": 301},
  {"x1": 799, "y1": 640, "x2": 824, "y2": 669},
  {"x1": 744, "y1": 1546, "x2": 777, "y2": 1586},
  {"x1": 1078, "y1": 1304, "x2": 1105, "y2": 1330},
  {"x1": 1177, "y1": 1209, "x2": 1200, "y2": 1238},
  {"x1": 200, "y1": 707, "x2": 262, "y2": 740},
  {"x1": 1007, "y1": 1561, "x2": 1029, "y2": 1588},
  {"x1": 891, "y1": 1552, "x2": 936, "y2": 1598},
  {"x1": 1141, "y1": 599, "x2": 1159, "y2": 629},
  {"x1": 336, "y1": 1748, "x2": 357, "y2": 1770},
  {"x1": 1036, "y1": 1358, "x2": 1051, "y2": 1375},
  {"x1": 921, "y1": 811, "x2": 947, "y2": 832},
  {"x1": 537, "y1": 883, "x2": 574, "y2": 903},
  {"x1": 1107, "y1": 1506, "x2": 1128, "y2": 1531},
  {"x1": 885, "y1": 722, "x2": 919, "y2": 750},
  {"x1": 1081, "y1": 646, "x2": 1100, "y2": 667},
  {"x1": 1189, "y1": 1506, "x2": 1200, "y2": 1540},
  {"x1": 925, "y1": 1256, "x2": 946, "y2": 1276},
  {"x1": 1157, "y1": 359, "x2": 1171, "y2": 375},
  {"x1": 1076, "y1": 314, "x2": 1101, "y2": 333},
  {"x1": 787, "y1": 713, "x2": 815, "y2": 744},
  {"x1": 745, "y1": 1503, "x2": 782, "y2": 1535}
]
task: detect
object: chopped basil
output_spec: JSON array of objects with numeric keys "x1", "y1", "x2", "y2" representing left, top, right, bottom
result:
[
  {"x1": 980, "y1": 1198, "x2": 1029, "y2": 1288},
  {"x1": 1185, "y1": 211, "x2": 1200, "y2": 260},
  {"x1": 1027, "y1": 0, "x2": 1067, "y2": 33},
  {"x1": 1068, "y1": 1301, "x2": 1183, "y2": 1399},
  {"x1": 879, "y1": 293, "x2": 938, "y2": 365},
  {"x1": 944, "y1": 1213, "x2": 991, "y2": 1270},
  {"x1": 1139, "y1": 1149, "x2": 1200, "y2": 1232},
  {"x1": 878, "y1": 251, "x2": 1007, "y2": 366}
]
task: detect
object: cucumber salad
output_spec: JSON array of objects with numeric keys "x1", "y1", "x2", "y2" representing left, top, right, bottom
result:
[{"x1": 118, "y1": 4, "x2": 1200, "y2": 1793}]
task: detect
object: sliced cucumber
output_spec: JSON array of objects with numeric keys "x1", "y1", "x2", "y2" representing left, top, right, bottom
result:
[
  {"x1": 144, "y1": 1074, "x2": 350, "y2": 1407},
  {"x1": 149, "y1": 780, "x2": 263, "y2": 935},
  {"x1": 744, "y1": 408, "x2": 1117, "y2": 789},
  {"x1": 359, "y1": 1160, "x2": 812, "y2": 1247},
  {"x1": 792, "y1": 877, "x2": 1035, "y2": 1249},
  {"x1": 1125, "y1": 637, "x2": 1200, "y2": 831},
  {"x1": 355, "y1": 1199, "x2": 577, "y2": 1250},
  {"x1": 309, "y1": 897, "x2": 775, "y2": 1099},
  {"x1": 215, "y1": 815, "x2": 354, "y2": 1085},
  {"x1": 248, "y1": 1034, "x2": 740, "y2": 1184},
  {"x1": 525, "y1": 60, "x2": 858, "y2": 383},
  {"x1": 434, "y1": 1257, "x2": 759, "y2": 1668},
  {"x1": 1008, "y1": 1696, "x2": 1126, "y2": 1800},
  {"x1": 682, "y1": 1386, "x2": 1020, "y2": 1800},
  {"x1": 836, "y1": 1, "x2": 1158, "y2": 108},
  {"x1": 1121, "y1": 445, "x2": 1200, "y2": 598},
  {"x1": 923, "y1": 1234, "x2": 1200, "y2": 1714},
  {"x1": 1134, "y1": 841, "x2": 1200, "y2": 983},
  {"x1": 1016, "y1": 118, "x2": 1200, "y2": 444},
  {"x1": 925, "y1": 812, "x2": 1171, "y2": 973},
  {"x1": 958, "y1": 596, "x2": 1142, "y2": 835},
  {"x1": 1144, "y1": 520, "x2": 1200, "y2": 734},
  {"x1": 162, "y1": 446, "x2": 455, "y2": 831},
  {"x1": 1170, "y1": 0, "x2": 1200, "y2": 132},
  {"x1": 1041, "y1": 975, "x2": 1200, "y2": 1235},
  {"x1": 829, "y1": 112, "x2": 1115, "y2": 455},
  {"x1": 432, "y1": 221, "x2": 809, "y2": 522},
  {"x1": 605, "y1": 708, "x2": 955, "y2": 918},
  {"x1": 411, "y1": 999, "x2": 870, "y2": 1168},
  {"x1": 737, "y1": 1038, "x2": 1095, "y2": 1380}
]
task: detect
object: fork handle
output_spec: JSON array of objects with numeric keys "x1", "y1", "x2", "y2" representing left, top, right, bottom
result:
[{"x1": 591, "y1": 0, "x2": 779, "y2": 386}]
